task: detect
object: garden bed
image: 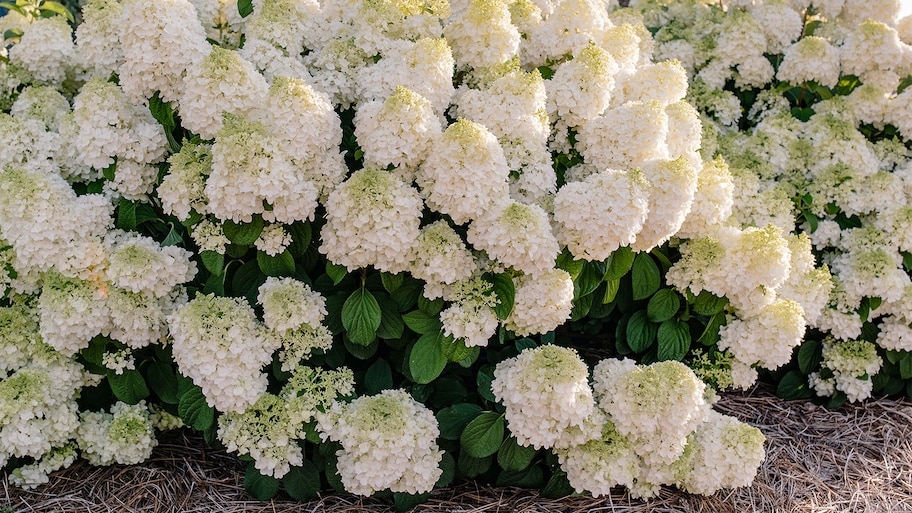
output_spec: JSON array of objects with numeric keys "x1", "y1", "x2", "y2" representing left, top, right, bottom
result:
[{"x1": 7, "y1": 386, "x2": 911, "y2": 513}]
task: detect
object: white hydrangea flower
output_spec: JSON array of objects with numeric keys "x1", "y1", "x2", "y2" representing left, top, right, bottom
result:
[
  {"x1": 304, "y1": 36, "x2": 372, "y2": 109},
  {"x1": 263, "y1": 76, "x2": 342, "y2": 167},
  {"x1": 730, "y1": 358, "x2": 760, "y2": 391},
  {"x1": 631, "y1": 157, "x2": 699, "y2": 253},
  {"x1": 593, "y1": 359, "x2": 709, "y2": 467},
  {"x1": 76, "y1": 0, "x2": 125, "y2": 79},
  {"x1": 206, "y1": 114, "x2": 318, "y2": 224},
  {"x1": 417, "y1": 118, "x2": 510, "y2": 225},
  {"x1": 101, "y1": 348, "x2": 136, "y2": 375},
  {"x1": 107, "y1": 286, "x2": 176, "y2": 349},
  {"x1": 578, "y1": 100, "x2": 669, "y2": 171},
  {"x1": 504, "y1": 269, "x2": 573, "y2": 336},
  {"x1": 752, "y1": 1, "x2": 803, "y2": 54},
  {"x1": 10, "y1": 85, "x2": 69, "y2": 131},
  {"x1": 876, "y1": 315, "x2": 912, "y2": 351},
  {"x1": 0, "y1": 305, "x2": 44, "y2": 374},
  {"x1": 492, "y1": 345, "x2": 602, "y2": 450},
  {"x1": 557, "y1": 421, "x2": 638, "y2": 497},
  {"x1": 665, "y1": 100, "x2": 703, "y2": 166},
  {"x1": 244, "y1": 0, "x2": 323, "y2": 57},
  {"x1": 37, "y1": 273, "x2": 111, "y2": 357},
  {"x1": 718, "y1": 299, "x2": 806, "y2": 371},
  {"x1": 466, "y1": 200, "x2": 559, "y2": 276},
  {"x1": 356, "y1": 38, "x2": 457, "y2": 115},
  {"x1": 54, "y1": 112, "x2": 97, "y2": 183},
  {"x1": 8, "y1": 443, "x2": 77, "y2": 490},
  {"x1": 77, "y1": 401, "x2": 157, "y2": 466},
  {"x1": 455, "y1": 69, "x2": 549, "y2": 143},
  {"x1": 179, "y1": 47, "x2": 270, "y2": 140},
  {"x1": 168, "y1": 294, "x2": 280, "y2": 413},
  {"x1": 440, "y1": 276, "x2": 500, "y2": 347},
  {"x1": 72, "y1": 78, "x2": 169, "y2": 170},
  {"x1": 523, "y1": 0, "x2": 611, "y2": 67},
  {"x1": 189, "y1": 0, "x2": 246, "y2": 46},
  {"x1": 830, "y1": 226, "x2": 909, "y2": 304},
  {"x1": 887, "y1": 87, "x2": 912, "y2": 142},
  {"x1": 444, "y1": 0, "x2": 520, "y2": 68},
  {"x1": 811, "y1": 339, "x2": 882, "y2": 402},
  {"x1": 254, "y1": 224, "x2": 292, "y2": 256},
  {"x1": 776, "y1": 234, "x2": 834, "y2": 326},
  {"x1": 841, "y1": 20, "x2": 909, "y2": 91},
  {"x1": 316, "y1": 389, "x2": 443, "y2": 496},
  {"x1": 219, "y1": 366, "x2": 353, "y2": 478},
  {"x1": 408, "y1": 220, "x2": 477, "y2": 298},
  {"x1": 615, "y1": 60, "x2": 688, "y2": 107},
  {"x1": 0, "y1": 356, "x2": 85, "y2": 470},
  {"x1": 119, "y1": 0, "x2": 210, "y2": 103},
  {"x1": 354, "y1": 86, "x2": 442, "y2": 179},
  {"x1": 190, "y1": 218, "x2": 229, "y2": 254},
  {"x1": 159, "y1": 140, "x2": 213, "y2": 221},
  {"x1": 320, "y1": 167, "x2": 422, "y2": 273},
  {"x1": 545, "y1": 42, "x2": 617, "y2": 128},
  {"x1": 8, "y1": 16, "x2": 76, "y2": 86},
  {"x1": 278, "y1": 324, "x2": 335, "y2": 371},
  {"x1": 553, "y1": 168, "x2": 649, "y2": 261},
  {"x1": 257, "y1": 277, "x2": 327, "y2": 333},
  {"x1": 675, "y1": 410, "x2": 766, "y2": 495},
  {"x1": 0, "y1": 162, "x2": 113, "y2": 280},
  {"x1": 676, "y1": 157, "x2": 734, "y2": 239},
  {"x1": 105, "y1": 231, "x2": 196, "y2": 298},
  {"x1": 106, "y1": 159, "x2": 159, "y2": 201}
]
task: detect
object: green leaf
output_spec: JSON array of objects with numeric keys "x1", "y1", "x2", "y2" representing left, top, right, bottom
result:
[
  {"x1": 341, "y1": 288, "x2": 382, "y2": 346},
  {"x1": 457, "y1": 453, "x2": 491, "y2": 478},
  {"x1": 391, "y1": 279, "x2": 423, "y2": 311},
  {"x1": 232, "y1": 259, "x2": 267, "y2": 305},
  {"x1": 161, "y1": 223, "x2": 183, "y2": 247},
  {"x1": 776, "y1": 370, "x2": 813, "y2": 400},
  {"x1": 556, "y1": 249, "x2": 584, "y2": 280},
  {"x1": 244, "y1": 463, "x2": 279, "y2": 501},
  {"x1": 282, "y1": 462, "x2": 320, "y2": 500},
  {"x1": 477, "y1": 365, "x2": 496, "y2": 402},
  {"x1": 692, "y1": 291, "x2": 727, "y2": 316},
  {"x1": 418, "y1": 295, "x2": 444, "y2": 316},
  {"x1": 460, "y1": 412, "x2": 505, "y2": 458},
  {"x1": 698, "y1": 312, "x2": 726, "y2": 346},
  {"x1": 625, "y1": 310, "x2": 657, "y2": 353},
  {"x1": 631, "y1": 253, "x2": 660, "y2": 300},
  {"x1": 375, "y1": 292, "x2": 404, "y2": 339},
  {"x1": 393, "y1": 492, "x2": 430, "y2": 512},
  {"x1": 900, "y1": 355, "x2": 912, "y2": 380},
  {"x1": 495, "y1": 466, "x2": 544, "y2": 488},
  {"x1": 145, "y1": 361, "x2": 179, "y2": 404},
  {"x1": 485, "y1": 272, "x2": 515, "y2": 320},
  {"x1": 381, "y1": 272, "x2": 404, "y2": 293},
  {"x1": 200, "y1": 250, "x2": 225, "y2": 277},
  {"x1": 108, "y1": 370, "x2": 150, "y2": 404},
  {"x1": 178, "y1": 385, "x2": 215, "y2": 431},
  {"x1": 647, "y1": 289, "x2": 680, "y2": 323},
  {"x1": 436, "y1": 403, "x2": 484, "y2": 440},
  {"x1": 497, "y1": 436, "x2": 536, "y2": 471},
  {"x1": 797, "y1": 340, "x2": 822, "y2": 375},
  {"x1": 402, "y1": 310, "x2": 442, "y2": 335},
  {"x1": 149, "y1": 91, "x2": 175, "y2": 131},
  {"x1": 541, "y1": 471, "x2": 574, "y2": 499},
  {"x1": 363, "y1": 359, "x2": 393, "y2": 395},
  {"x1": 343, "y1": 336, "x2": 378, "y2": 360},
  {"x1": 604, "y1": 247, "x2": 635, "y2": 280},
  {"x1": 238, "y1": 0, "x2": 254, "y2": 17},
  {"x1": 223, "y1": 217, "x2": 264, "y2": 246},
  {"x1": 257, "y1": 249, "x2": 296, "y2": 277},
  {"x1": 117, "y1": 199, "x2": 137, "y2": 230},
  {"x1": 409, "y1": 332, "x2": 447, "y2": 384},
  {"x1": 603, "y1": 278, "x2": 620, "y2": 304},
  {"x1": 575, "y1": 262, "x2": 603, "y2": 298},
  {"x1": 39, "y1": 1, "x2": 75, "y2": 22},
  {"x1": 436, "y1": 452, "x2": 456, "y2": 487},
  {"x1": 325, "y1": 261, "x2": 348, "y2": 285},
  {"x1": 656, "y1": 320, "x2": 690, "y2": 362}
]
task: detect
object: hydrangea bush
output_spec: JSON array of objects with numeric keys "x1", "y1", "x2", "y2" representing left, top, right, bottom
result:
[
  {"x1": 630, "y1": 0, "x2": 912, "y2": 406},
  {"x1": 2, "y1": 0, "x2": 905, "y2": 506}
]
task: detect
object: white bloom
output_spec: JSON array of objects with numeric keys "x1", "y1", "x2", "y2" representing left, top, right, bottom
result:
[
  {"x1": 676, "y1": 157, "x2": 734, "y2": 239},
  {"x1": 718, "y1": 299, "x2": 806, "y2": 370},
  {"x1": 8, "y1": 16, "x2": 75, "y2": 86},
  {"x1": 444, "y1": 0, "x2": 520, "y2": 68},
  {"x1": 631, "y1": 157, "x2": 699, "y2": 252},
  {"x1": 105, "y1": 231, "x2": 197, "y2": 298},
  {"x1": 320, "y1": 168, "x2": 422, "y2": 273},
  {"x1": 676, "y1": 411, "x2": 766, "y2": 495},
  {"x1": 492, "y1": 345, "x2": 602, "y2": 449},
  {"x1": 545, "y1": 42, "x2": 617, "y2": 128},
  {"x1": 168, "y1": 294, "x2": 279, "y2": 413},
  {"x1": 159, "y1": 141, "x2": 213, "y2": 221},
  {"x1": 257, "y1": 277, "x2": 327, "y2": 332},
  {"x1": 77, "y1": 401, "x2": 157, "y2": 466},
  {"x1": 408, "y1": 220, "x2": 477, "y2": 296},
  {"x1": 10, "y1": 86, "x2": 69, "y2": 131},
  {"x1": 578, "y1": 100, "x2": 669, "y2": 171},
  {"x1": 254, "y1": 224, "x2": 292, "y2": 256},
  {"x1": 190, "y1": 219, "x2": 229, "y2": 254},
  {"x1": 317, "y1": 390, "x2": 443, "y2": 495},
  {"x1": 440, "y1": 276, "x2": 500, "y2": 347},
  {"x1": 504, "y1": 269, "x2": 574, "y2": 336},
  {"x1": 38, "y1": 273, "x2": 111, "y2": 357},
  {"x1": 76, "y1": 0, "x2": 125, "y2": 79},
  {"x1": 466, "y1": 199, "x2": 559, "y2": 276}
]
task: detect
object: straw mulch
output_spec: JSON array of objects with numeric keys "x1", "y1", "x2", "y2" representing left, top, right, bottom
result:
[{"x1": 4, "y1": 386, "x2": 912, "y2": 513}]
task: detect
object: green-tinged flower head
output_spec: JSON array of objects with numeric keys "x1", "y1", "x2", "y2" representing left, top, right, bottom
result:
[
  {"x1": 687, "y1": 349, "x2": 735, "y2": 391},
  {"x1": 822, "y1": 338, "x2": 881, "y2": 378},
  {"x1": 0, "y1": 368, "x2": 49, "y2": 419},
  {"x1": 281, "y1": 366, "x2": 355, "y2": 415}
]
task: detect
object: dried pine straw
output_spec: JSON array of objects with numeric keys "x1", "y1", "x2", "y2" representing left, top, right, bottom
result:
[{"x1": 5, "y1": 387, "x2": 912, "y2": 513}]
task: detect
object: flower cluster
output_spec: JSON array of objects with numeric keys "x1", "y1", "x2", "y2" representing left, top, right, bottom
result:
[
  {"x1": 317, "y1": 389, "x2": 443, "y2": 496},
  {"x1": 76, "y1": 401, "x2": 158, "y2": 466},
  {"x1": 809, "y1": 339, "x2": 883, "y2": 402}
]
